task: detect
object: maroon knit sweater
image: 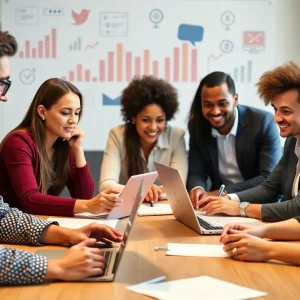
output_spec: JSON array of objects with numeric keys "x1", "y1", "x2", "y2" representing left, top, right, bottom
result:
[{"x1": 0, "y1": 131, "x2": 94, "y2": 216}]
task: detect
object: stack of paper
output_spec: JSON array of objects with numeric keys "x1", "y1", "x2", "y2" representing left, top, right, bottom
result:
[
  {"x1": 137, "y1": 204, "x2": 173, "y2": 216},
  {"x1": 47, "y1": 217, "x2": 119, "y2": 229},
  {"x1": 74, "y1": 212, "x2": 109, "y2": 219},
  {"x1": 127, "y1": 276, "x2": 267, "y2": 300},
  {"x1": 166, "y1": 242, "x2": 228, "y2": 257}
]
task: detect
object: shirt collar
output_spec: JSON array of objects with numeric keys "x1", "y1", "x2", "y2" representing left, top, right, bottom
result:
[
  {"x1": 294, "y1": 140, "x2": 300, "y2": 158},
  {"x1": 156, "y1": 127, "x2": 170, "y2": 149},
  {"x1": 211, "y1": 107, "x2": 239, "y2": 138}
]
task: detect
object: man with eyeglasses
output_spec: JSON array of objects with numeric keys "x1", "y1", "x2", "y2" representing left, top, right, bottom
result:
[
  {"x1": 0, "y1": 31, "x2": 123, "y2": 285},
  {"x1": 0, "y1": 32, "x2": 14, "y2": 102}
]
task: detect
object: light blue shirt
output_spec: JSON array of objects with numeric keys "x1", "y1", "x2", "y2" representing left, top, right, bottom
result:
[{"x1": 211, "y1": 107, "x2": 244, "y2": 186}]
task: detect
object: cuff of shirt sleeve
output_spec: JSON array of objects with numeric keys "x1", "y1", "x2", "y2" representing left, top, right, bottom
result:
[
  {"x1": 227, "y1": 193, "x2": 240, "y2": 203},
  {"x1": 191, "y1": 186, "x2": 205, "y2": 192}
]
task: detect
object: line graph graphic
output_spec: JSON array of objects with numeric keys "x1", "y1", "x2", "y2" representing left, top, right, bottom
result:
[
  {"x1": 61, "y1": 42, "x2": 200, "y2": 82},
  {"x1": 86, "y1": 42, "x2": 99, "y2": 49}
]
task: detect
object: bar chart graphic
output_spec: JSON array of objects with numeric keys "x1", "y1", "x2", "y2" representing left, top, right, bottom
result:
[
  {"x1": 18, "y1": 29, "x2": 57, "y2": 59},
  {"x1": 61, "y1": 42, "x2": 199, "y2": 82},
  {"x1": 69, "y1": 37, "x2": 82, "y2": 51},
  {"x1": 227, "y1": 61, "x2": 253, "y2": 83}
]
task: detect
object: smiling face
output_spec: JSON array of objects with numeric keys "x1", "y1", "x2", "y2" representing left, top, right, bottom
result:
[
  {"x1": 201, "y1": 82, "x2": 238, "y2": 135},
  {"x1": 272, "y1": 89, "x2": 300, "y2": 140},
  {"x1": 132, "y1": 104, "x2": 166, "y2": 149},
  {"x1": 38, "y1": 91, "x2": 81, "y2": 143}
]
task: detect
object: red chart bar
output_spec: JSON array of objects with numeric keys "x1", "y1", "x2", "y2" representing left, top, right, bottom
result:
[
  {"x1": 191, "y1": 49, "x2": 198, "y2": 82},
  {"x1": 25, "y1": 41, "x2": 30, "y2": 58},
  {"x1": 45, "y1": 35, "x2": 50, "y2": 58},
  {"x1": 134, "y1": 57, "x2": 141, "y2": 76},
  {"x1": 92, "y1": 77, "x2": 97, "y2": 82},
  {"x1": 69, "y1": 71, "x2": 75, "y2": 82},
  {"x1": 38, "y1": 41, "x2": 43, "y2": 58},
  {"x1": 19, "y1": 51, "x2": 24, "y2": 58},
  {"x1": 182, "y1": 42, "x2": 188, "y2": 82},
  {"x1": 117, "y1": 43, "x2": 123, "y2": 82},
  {"x1": 51, "y1": 29, "x2": 57, "y2": 58},
  {"x1": 32, "y1": 48, "x2": 37, "y2": 58},
  {"x1": 85, "y1": 70, "x2": 91, "y2": 82},
  {"x1": 99, "y1": 60, "x2": 105, "y2": 82},
  {"x1": 108, "y1": 51, "x2": 114, "y2": 81},
  {"x1": 126, "y1": 52, "x2": 132, "y2": 82},
  {"x1": 77, "y1": 64, "x2": 83, "y2": 82},
  {"x1": 153, "y1": 60, "x2": 159, "y2": 77},
  {"x1": 165, "y1": 57, "x2": 170, "y2": 81},
  {"x1": 144, "y1": 49, "x2": 150, "y2": 75},
  {"x1": 173, "y1": 47, "x2": 180, "y2": 82}
]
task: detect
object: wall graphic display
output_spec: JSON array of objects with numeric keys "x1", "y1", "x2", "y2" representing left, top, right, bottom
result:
[{"x1": 1, "y1": 0, "x2": 276, "y2": 150}]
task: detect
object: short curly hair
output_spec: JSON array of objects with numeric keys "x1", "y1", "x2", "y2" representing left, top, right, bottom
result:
[
  {"x1": 121, "y1": 75, "x2": 179, "y2": 122},
  {"x1": 0, "y1": 31, "x2": 18, "y2": 57},
  {"x1": 257, "y1": 61, "x2": 300, "y2": 105}
]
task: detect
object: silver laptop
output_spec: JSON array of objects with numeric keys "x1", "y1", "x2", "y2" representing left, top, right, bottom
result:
[
  {"x1": 154, "y1": 162, "x2": 223, "y2": 235},
  {"x1": 36, "y1": 180, "x2": 145, "y2": 282}
]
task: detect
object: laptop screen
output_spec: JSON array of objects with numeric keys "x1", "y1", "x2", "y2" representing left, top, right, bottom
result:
[{"x1": 113, "y1": 180, "x2": 144, "y2": 272}]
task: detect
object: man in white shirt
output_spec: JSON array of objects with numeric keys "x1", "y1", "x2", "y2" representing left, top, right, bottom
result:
[{"x1": 187, "y1": 71, "x2": 281, "y2": 209}]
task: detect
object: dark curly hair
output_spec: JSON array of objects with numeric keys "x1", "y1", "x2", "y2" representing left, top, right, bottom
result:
[
  {"x1": 121, "y1": 75, "x2": 179, "y2": 178},
  {"x1": 0, "y1": 31, "x2": 18, "y2": 58}
]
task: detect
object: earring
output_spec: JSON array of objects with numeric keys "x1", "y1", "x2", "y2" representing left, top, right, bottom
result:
[{"x1": 42, "y1": 116, "x2": 45, "y2": 121}]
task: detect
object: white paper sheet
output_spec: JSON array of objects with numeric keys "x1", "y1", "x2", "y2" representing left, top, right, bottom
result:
[
  {"x1": 166, "y1": 243, "x2": 227, "y2": 257},
  {"x1": 196, "y1": 211, "x2": 262, "y2": 226},
  {"x1": 137, "y1": 204, "x2": 173, "y2": 216},
  {"x1": 74, "y1": 212, "x2": 109, "y2": 219},
  {"x1": 127, "y1": 276, "x2": 267, "y2": 300},
  {"x1": 47, "y1": 217, "x2": 119, "y2": 229}
]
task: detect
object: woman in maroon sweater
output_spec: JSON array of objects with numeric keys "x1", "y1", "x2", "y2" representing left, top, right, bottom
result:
[{"x1": 0, "y1": 78, "x2": 121, "y2": 216}]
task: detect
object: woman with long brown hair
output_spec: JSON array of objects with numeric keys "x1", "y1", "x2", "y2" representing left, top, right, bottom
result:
[
  {"x1": 99, "y1": 75, "x2": 188, "y2": 203},
  {"x1": 0, "y1": 78, "x2": 120, "y2": 215}
]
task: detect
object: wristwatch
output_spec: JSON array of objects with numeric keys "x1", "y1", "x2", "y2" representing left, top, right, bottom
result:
[{"x1": 239, "y1": 202, "x2": 249, "y2": 217}]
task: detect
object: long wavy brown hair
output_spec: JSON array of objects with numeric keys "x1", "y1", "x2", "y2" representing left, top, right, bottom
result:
[{"x1": 0, "y1": 78, "x2": 83, "y2": 194}]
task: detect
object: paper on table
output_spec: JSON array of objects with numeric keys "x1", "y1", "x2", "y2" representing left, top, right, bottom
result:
[
  {"x1": 137, "y1": 204, "x2": 173, "y2": 216},
  {"x1": 196, "y1": 211, "x2": 262, "y2": 226},
  {"x1": 127, "y1": 276, "x2": 267, "y2": 300},
  {"x1": 74, "y1": 212, "x2": 109, "y2": 219},
  {"x1": 47, "y1": 217, "x2": 119, "y2": 229},
  {"x1": 166, "y1": 242, "x2": 227, "y2": 257}
]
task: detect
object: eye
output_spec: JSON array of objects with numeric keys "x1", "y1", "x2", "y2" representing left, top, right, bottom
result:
[
  {"x1": 61, "y1": 112, "x2": 69, "y2": 116},
  {"x1": 142, "y1": 119, "x2": 150, "y2": 123},
  {"x1": 218, "y1": 102, "x2": 227, "y2": 107},
  {"x1": 282, "y1": 110, "x2": 292, "y2": 115},
  {"x1": 156, "y1": 118, "x2": 165, "y2": 123}
]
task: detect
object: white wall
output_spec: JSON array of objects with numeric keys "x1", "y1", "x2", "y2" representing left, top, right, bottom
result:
[{"x1": 0, "y1": 0, "x2": 299, "y2": 150}]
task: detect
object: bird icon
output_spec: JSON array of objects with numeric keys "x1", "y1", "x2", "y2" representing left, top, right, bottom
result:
[{"x1": 72, "y1": 9, "x2": 90, "y2": 25}]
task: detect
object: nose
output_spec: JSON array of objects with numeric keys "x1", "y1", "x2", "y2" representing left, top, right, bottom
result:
[
  {"x1": 68, "y1": 115, "x2": 77, "y2": 124},
  {"x1": 148, "y1": 121, "x2": 157, "y2": 130},
  {"x1": 210, "y1": 105, "x2": 221, "y2": 116},
  {"x1": 274, "y1": 111, "x2": 283, "y2": 123}
]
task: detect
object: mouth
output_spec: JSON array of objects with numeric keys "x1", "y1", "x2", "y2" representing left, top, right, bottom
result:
[
  {"x1": 209, "y1": 115, "x2": 224, "y2": 123},
  {"x1": 63, "y1": 127, "x2": 74, "y2": 133},
  {"x1": 278, "y1": 123, "x2": 289, "y2": 129},
  {"x1": 145, "y1": 131, "x2": 159, "y2": 138}
]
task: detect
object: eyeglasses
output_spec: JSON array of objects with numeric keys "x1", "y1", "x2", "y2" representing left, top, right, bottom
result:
[{"x1": 0, "y1": 78, "x2": 11, "y2": 96}]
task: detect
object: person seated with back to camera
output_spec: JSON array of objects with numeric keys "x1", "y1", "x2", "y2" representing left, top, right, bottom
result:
[
  {"x1": 0, "y1": 78, "x2": 122, "y2": 216},
  {"x1": 99, "y1": 75, "x2": 188, "y2": 204}
]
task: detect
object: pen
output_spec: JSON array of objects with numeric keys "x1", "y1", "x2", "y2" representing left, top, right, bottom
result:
[
  {"x1": 218, "y1": 184, "x2": 225, "y2": 197},
  {"x1": 150, "y1": 201, "x2": 154, "y2": 207}
]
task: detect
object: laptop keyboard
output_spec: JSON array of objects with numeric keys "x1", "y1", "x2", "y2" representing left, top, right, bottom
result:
[{"x1": 197, "y1": 216, "x2": 223, "y2": 230}]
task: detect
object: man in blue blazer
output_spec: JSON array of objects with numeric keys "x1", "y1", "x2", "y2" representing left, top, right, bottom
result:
[
  {"x1": 187, "y1": 71, "x2": 282, "y2": 208},
  {"x1": 198, "y1": 61, "x2": 300, "y2": 223}
]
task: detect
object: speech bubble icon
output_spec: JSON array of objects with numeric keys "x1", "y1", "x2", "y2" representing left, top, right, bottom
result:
[{"x1": 178, "y1": 24, "x2": 204, "y2": 46}]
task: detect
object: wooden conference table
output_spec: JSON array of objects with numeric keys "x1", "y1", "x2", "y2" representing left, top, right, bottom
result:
[{"x1": 1, "y1": 212, "x2": 300, "y2": 300}]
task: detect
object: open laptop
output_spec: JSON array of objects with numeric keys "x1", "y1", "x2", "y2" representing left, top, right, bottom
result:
[
  {"x1": 75, "y1": 172, "x2": 158, "y2": 220},
  {"x1": 154, "y1": 162, "x2": 223, "y2": 235},
  {"x1": 36, "y1": 180, "x2": 145, "y2": 282}
]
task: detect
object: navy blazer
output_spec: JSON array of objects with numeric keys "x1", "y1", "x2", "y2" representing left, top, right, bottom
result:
[
  {"x1": 237, "y1": 137, "x2": 300, "y2": 222},
  {"x1": 187, "y1": 105, "x2": 282, "y2": 193}
]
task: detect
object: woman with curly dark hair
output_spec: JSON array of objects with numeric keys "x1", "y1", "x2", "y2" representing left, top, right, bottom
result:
[{"x1": 99, "y1": 75, "x2": 187, "y2": 203}]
